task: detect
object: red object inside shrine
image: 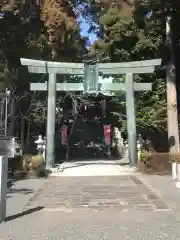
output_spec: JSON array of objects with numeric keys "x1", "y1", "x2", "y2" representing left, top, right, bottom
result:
[{"x1": 104, "y1": 124, "x2": 111, "y2": 145}]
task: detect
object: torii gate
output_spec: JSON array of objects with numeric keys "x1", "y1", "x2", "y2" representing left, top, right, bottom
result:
[{"x1": 20, "y1": 58, "x2": 161, "y2": 169}]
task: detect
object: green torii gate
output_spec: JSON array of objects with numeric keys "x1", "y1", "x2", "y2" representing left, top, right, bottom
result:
[{"x1": 20, "y1": 58, "x2": 161, "y2": 169}]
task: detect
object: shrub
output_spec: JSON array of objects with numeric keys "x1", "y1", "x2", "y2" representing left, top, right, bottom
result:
[
  {"x1": 22, "y1": 154, "x2": 33, "y2": 173},
  {"x1": 22, "y1": 153, "x2": 48, "y2": 177},
  {"x1": 139, "y1": 149, "x2": 151, "y2": 167},
  {"x1": 140, "y1": 152, "x2": 172, "y2": 174},
  {"x1": 168, "y1": 152, "x2": 180, "y2": 163}
]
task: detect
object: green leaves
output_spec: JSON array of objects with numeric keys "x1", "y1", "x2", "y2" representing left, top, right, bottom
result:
[{"x1": 88, "y1": 0, "x2": 167, "y2": 132}]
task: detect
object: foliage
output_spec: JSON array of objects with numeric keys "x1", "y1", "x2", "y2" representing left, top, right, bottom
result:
[
  {"x1": 0, "y1": 0, "x2": 179, "y2": 147},
  {"x1": 0, "y1": 0, "x2": 88, "y2": 142},
  {"x1": 169, "y1": 152, "x2": 180, "y2": 163},
  {"x1": 41, "y1": 0, "x2": 87, "y2": 60},
  {"x1": 84, "y1": 0, "x2": 167, "y2": 133},
  {"x1": 22, "y1": 153, "x2": 48, "y2": 177},
  {"x1": 139, "y1": 149, "x2": 151, "y2": 169}
]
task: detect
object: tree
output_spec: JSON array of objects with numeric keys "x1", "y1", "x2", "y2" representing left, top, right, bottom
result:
[
  {"x1": 81, "y1": 1, "x2": 167, "y2": 141},
  {"x1": 0, "y1": 0, "x2": 88, "y2": 150},
  {"x1": 41, "y1": 0, "x2": 88, "y2": 61}
]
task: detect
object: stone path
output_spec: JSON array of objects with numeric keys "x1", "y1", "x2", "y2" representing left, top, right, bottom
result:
[
  {"x1": 25, "y1": 176, "x2": 170, "y2": 212},
  {"x1": 6, "y1": 178, "x2": 45, "y2": 216},
  {"x1": 1, "y1": 174, "x2": 180, "y2": 239},
  {"x1": 138, "y1": 174, "x2": 180, "y2": 215}
]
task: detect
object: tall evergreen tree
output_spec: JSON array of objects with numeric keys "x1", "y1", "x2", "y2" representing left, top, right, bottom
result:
[
  {"x1": 0, "y1": 0, "x2": 88, "y2": 142},
  {"x1": 83, "y1": 0, "x2": 167, "y2": 136}
]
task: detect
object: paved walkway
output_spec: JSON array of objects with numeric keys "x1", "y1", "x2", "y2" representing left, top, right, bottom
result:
[
  {"x1": 6, "y1": 178, "x2": 45, "y2": 217},
  {"x1": 25, "y1": 175, "x2": 170, "y2": 211},
  {"x1": 1, "y1": 162, "x2": 180, "y2": 239},
  {"x1": 138, "y1": 174, "x2": 180, "y2": 214}
]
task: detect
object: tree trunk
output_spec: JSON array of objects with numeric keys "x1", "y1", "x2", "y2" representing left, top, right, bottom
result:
[
  {"x1": 25, "y1": 120, "x2": 31, "y2": 146},
  {"x1": 20, "y1": 118, "x2": 25, "y2": 153},
  {"x1": 8, "y1": 97, "x2": 15, "y2": 136},
  {"x1": 166, "y1": 16, "x2": 179, "y2": 152}
]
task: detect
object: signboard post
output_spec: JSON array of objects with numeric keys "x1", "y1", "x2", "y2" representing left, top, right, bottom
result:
[
  {"x1": 0, "y1": 136, "x2": 14, "y2": 223},
  {"x1": 0, "y1": 156, "x2": 8, "y2": 223}
]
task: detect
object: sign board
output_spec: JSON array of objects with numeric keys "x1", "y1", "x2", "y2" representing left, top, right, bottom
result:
[
  {"x1": 0, "y1": 136, "x2": 14, "y2": 158},
  {"x1": 84, "y1": 63, "x2": 99, "y2": 94}
]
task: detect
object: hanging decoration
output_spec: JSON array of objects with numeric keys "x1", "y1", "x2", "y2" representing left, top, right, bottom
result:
[
  {"x1": 104, "y1": 124, "x2": 111, "y2": 145},
  {"x1": 61, "y1": 125, "x2": 67, "y2": 146}
]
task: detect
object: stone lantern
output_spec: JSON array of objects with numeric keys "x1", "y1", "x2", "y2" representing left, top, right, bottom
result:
[{"x1": 34, "y1": 135, "x2": 46, "y2": 160}]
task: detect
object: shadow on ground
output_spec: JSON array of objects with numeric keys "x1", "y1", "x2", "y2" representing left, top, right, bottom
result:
[
  {"x1": 7, "y1": 187, "x2": 34, "y2": 195},
  {"x1": 5, "y1": 206, "x2": 44, "y2": 222}
]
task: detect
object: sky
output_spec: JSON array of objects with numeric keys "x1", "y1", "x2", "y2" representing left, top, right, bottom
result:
[
  {"x1": 78, "y1": 15, "x2": 97, "y2": 45},
  {"x1": 78, "y1": 10, "x2": 153, "y2": 45}
]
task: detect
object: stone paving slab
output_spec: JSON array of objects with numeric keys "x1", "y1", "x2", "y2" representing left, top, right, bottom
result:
[{"x1": 25, "y1": 176, "x2": 171, "y2": 212}]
